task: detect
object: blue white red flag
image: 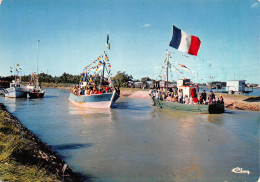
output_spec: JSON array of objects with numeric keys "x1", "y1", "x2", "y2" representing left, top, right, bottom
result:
[{"x1": 169, "y1": 25, "x2": 201, "y2": 56}]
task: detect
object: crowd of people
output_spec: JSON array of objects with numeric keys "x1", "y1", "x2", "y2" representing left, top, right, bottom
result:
[
  {"x1": 72, "y1": 85, "x2": 120, "y2": 96},
  {"x1": 150, "y1": 87, "x2": 224, "y2": 105}
]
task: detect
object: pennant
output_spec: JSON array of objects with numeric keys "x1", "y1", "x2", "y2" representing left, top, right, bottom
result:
[
  {"x1": 107, "y1": 34, "x2": 110, "y2": 49},
  {"x1": 169, "y1": 25, "x2": 201, "y2": 56}
]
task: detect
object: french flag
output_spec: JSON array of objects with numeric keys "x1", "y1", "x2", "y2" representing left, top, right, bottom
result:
[{"x1": 169, "y1": 25, "x2": 201, "y2": 56}]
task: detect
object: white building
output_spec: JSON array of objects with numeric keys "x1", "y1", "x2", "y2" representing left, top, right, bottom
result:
[{"x1": 226, "y1": 80, "x2": 246, "y2": 92}]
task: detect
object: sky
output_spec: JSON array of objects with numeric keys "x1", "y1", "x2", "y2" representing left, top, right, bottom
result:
[{"x1": 0, "y1": 0, "x2": 259, "y2": 83}]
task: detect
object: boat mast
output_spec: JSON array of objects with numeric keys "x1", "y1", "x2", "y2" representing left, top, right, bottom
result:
[
  {"x1": 36, "y1": 40, "x2": 40, "y2": 89},
  {"x1": 166, "y1": 50, "x2": 169, "y2": 92},
  {"x1": 100, "y1": 52, "x2": 106, "y2": 87},
  {"x1": 37, "y1": 40, "x2": 39, "y2": 75}
]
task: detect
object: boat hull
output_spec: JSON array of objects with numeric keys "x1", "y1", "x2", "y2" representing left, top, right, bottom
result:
[
  {"x1": 4, "y1": 87, "x2": 27, "y2": 98},
  {"x1": 29, "y1": 91, "x2": 45, "y2": 98},
  {"x1": 152, "y1": 97, "x2": 224, "y2": 114},
  {"x1": 69, "y1": 91, "x2": 120, "y2": 108}
]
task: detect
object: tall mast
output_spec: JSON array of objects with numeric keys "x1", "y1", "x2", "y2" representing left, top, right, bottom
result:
[
  {"x1": 36, "y1": 40, "x2": 40, "y2": 89},
  {"x1": 37, "y1": 40, "x2": 40, "y2": 75},
  {"x1": 166, "y1": 50, "x2": 169, "y2": 92},
  {"x1": 100, "y1": 52, "x2": 106, "y2": 87}
]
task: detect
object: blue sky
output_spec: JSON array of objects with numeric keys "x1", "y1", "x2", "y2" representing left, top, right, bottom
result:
[{"x1": 0, "y1": 0, "x2": 259, "y2": 83}]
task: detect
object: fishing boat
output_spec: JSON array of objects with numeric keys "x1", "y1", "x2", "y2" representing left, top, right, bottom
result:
[
  {"x1": 4, "y1": 79, "x2": 27, "y2": 98},
  {"x1": 28, "y1": 40, "x2": 45, "y2": 98},
  {"x1": 152, "y1": 78, "x2": 224, "y2": 114},
  {"x1": 4, "y1": 65, "x2": 27, "y2": 98},
  {"x1": 28, "y1": 87, "x2": 45, "y2": 98},
  {"x1": 28, "y1": 73, "x2": 45, "y2": 98},
  {"x1": 69, "y1": 88, "x2": 119, "y2": 108},
  {"x1": 69, "y1": 36, "x2": 120, "y2": 108},
  {"x1": 152, "y1": 98, "x2": 224, "y2": 114},
  {"x1": 152, "y1": 25, "x2": 224, "y2": 114}
]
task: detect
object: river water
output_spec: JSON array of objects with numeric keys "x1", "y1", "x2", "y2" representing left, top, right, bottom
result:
[{"x1": 0, "y1": 89, "x2": 259, "y2": 182}]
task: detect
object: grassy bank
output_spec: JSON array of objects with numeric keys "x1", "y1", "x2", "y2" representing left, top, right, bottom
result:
[
  {"x1": 0, "y1": 104, "x2": 84, "y2": 182},
  {"x1": 40, "y1": 82, "x2": 74, "y2": 89},
  {"x1": 21, "y1": 82, "x2": 74, "y2": 89}
]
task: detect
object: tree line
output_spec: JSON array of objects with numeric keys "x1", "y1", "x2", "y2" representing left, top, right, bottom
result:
[{"x1": 0, "y1": 72, "x2": 153, "y2": 88}]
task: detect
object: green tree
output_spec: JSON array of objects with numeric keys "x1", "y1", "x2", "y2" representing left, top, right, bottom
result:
[
  {"x1": 112, "y1": 71, "x2": 133, "y2": 87},
  {"x1": 141, "y1": 77, "x2": 152, "y2": 83}
]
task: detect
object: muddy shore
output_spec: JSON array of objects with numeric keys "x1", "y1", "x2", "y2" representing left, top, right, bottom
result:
[{"x1": 0, "y1": 103, "x2": 86, "y2": 182}]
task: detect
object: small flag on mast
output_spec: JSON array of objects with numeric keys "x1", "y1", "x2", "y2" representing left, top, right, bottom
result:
[
  {"x1": 107, "y1": 34, "x2": 110, "y2": 50},
  {"x1": 169, "y1": 25, "x2": 201, "y2": 56}
]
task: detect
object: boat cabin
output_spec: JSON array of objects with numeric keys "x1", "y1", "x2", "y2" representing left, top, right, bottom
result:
[
  {"x1": 177, "y1": 79, "x2": 196, "y2": 98},
  {"x1": 10, "y1": 80, "x2": 21, "y2": 88}
]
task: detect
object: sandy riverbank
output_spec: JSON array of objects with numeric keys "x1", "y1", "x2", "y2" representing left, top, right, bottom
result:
[
  {"x1": 0, "y1": 103, "x2": 85, "y2": 182},
  {"x1": 220, "y1": 95, "x2": 260, "y2": 111}
]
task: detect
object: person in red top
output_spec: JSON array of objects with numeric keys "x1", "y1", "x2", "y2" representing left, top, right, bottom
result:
[
  {"x1": 92, "y1": 86, "x2": 97, "y2": 94},
  {"x1": 105, "y1": 86, "x2": 109, "y2": 93},
  {"x1": 96, "y1": 90, "x2": 103, "y2": 94}
]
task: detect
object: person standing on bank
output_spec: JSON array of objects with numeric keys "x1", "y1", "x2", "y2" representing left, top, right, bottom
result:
[
  {"x1": 208, "y1": 91, "x2": 215, "y2": 104},
  {"x1": 201, "y1": 90, "x2": 207, "y2": 104}
]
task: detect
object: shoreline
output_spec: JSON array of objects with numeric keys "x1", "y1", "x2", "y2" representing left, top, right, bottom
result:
[{"x1": 0, "y1": 103, "x2": 86, "y2": 181}]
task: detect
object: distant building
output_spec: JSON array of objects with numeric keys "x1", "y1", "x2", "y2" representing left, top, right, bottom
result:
[
  {"x1": 210, "y1": 81, "x2": 226, "y2": 89},
  {"x1": 127, "y1": 81, "x2": 135, "y2": 88},
  {"x1": 134, "y1": 82, "x2": 143, "y2": 88},
  {"x1": 145, "y1": 80, "x2": 155, "y2": 89},
  {"x1": 226, "y1": 80, "x2": 246, "y2": 92},
  {"x1": 155, "y1": 81, "x2": 175, "y2": 89}
]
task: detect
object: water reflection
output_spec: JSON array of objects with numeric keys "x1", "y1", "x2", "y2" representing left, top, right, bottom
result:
[
  {"x1": 68, "y1": 103, "x2": 112, "y2": 118},
  {"x1": 51, "y1": 143, "x2": 93, "y2": 151}
]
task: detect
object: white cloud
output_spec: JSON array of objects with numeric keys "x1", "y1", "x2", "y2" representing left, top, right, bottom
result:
[
  {"x1": 251, "y1": 0, "x2": 259, "y2": 8},
  {"x1": 141, "y1": 24, "x2": 151, "y2": 28}
]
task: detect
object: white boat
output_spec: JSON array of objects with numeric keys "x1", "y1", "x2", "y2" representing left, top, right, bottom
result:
[{"x1": 4, "y1": 79, "x2": 27, "y2": 98}]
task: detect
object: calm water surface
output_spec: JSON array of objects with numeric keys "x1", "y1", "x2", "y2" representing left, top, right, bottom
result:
[{"x1": 0, "y1": 89, "x2": 259, "y2": 182}]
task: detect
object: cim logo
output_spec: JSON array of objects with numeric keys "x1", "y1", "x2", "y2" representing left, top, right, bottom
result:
[{"x1": 231, "y1": 167, "x2": 251, "y2": 175}]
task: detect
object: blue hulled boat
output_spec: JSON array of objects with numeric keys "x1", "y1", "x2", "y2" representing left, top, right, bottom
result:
[
  {"x1": 69, "y1": 40, "x2": 120, "y2": 108},
  {"x1": 69, "y1": 90, "x2": 119, "y2": 108}
]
